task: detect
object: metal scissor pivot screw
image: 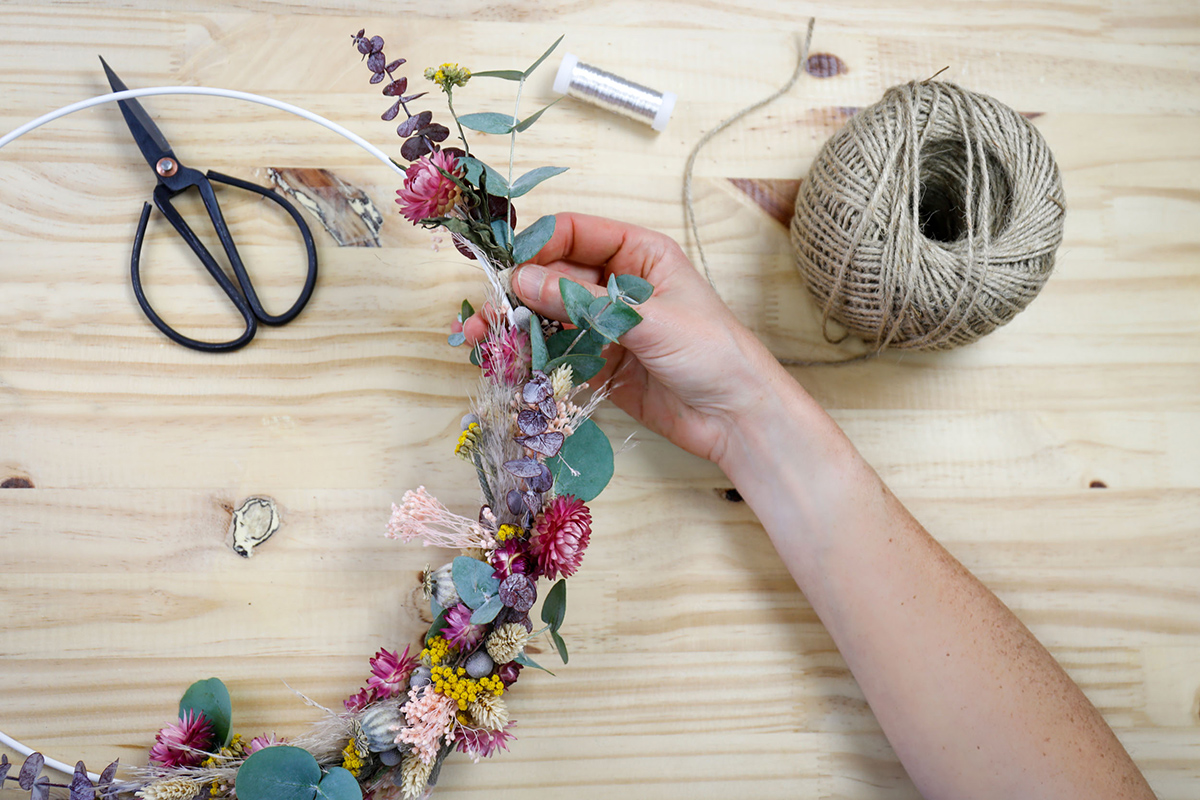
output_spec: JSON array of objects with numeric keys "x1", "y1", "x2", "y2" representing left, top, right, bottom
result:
[{"x1": 155, "y1": 157, "x2": 178, "y2": 177}]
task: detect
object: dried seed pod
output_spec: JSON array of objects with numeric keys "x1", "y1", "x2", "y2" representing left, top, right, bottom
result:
[
  {"x1": 465, "y1": 650, "x2": 494, "y2": 678},
  {"x1": 358, "y1": 703, "x2": 405, "y2": 753}
]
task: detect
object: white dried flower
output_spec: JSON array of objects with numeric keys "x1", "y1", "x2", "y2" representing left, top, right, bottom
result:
[
  {"x1": 485, "y1": 622, "x2": 531, "y2": 664},
  {"x1": 401, "y1": 752, "x2": 434, "y2": 799},
  {"x1": 550, "y1": 364, "x2": 574, "y2": 400},
  {"x1": 467, "y1": 693, "x2": 509, "y2": 730},
  {"x1": 136, "y1": 778, "x2": 200, "y2": 800}
]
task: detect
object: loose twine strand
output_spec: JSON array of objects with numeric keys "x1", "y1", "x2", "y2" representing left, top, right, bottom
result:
[{"x1": 684, "y1": 22, "x2": 1066, "y2": 366}]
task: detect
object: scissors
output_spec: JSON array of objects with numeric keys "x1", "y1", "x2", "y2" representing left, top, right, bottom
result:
[{"x1": 101, "y1": 57, "x2": 318, "y2": 352}]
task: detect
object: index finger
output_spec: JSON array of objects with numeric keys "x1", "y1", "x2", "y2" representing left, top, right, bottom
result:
[{"x1": 530, "y1": 212, "x2": 677, "y2": 280}]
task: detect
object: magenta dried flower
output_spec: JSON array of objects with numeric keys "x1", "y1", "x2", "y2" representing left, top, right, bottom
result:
[
  {"x1": 454, "y1": 721, "x2": 516, "y2": 761},
  {"x1": 443, "y1": 602, "x2": 485, "y2": 651},
  {"x1": 149, "y1": 709, "x2": 214, "y2": 768},
  {"x1": 396, "y1": 150, "x2": 464, "y2": 223},
  {"x1": 489, "y1": 539, "x2": 533, "y2": 581},
  {"x1": 480, "y1": 325, "x2": 531, "y2": 385},
  {"x1": 345, "y1": 686, "x2": 377, "y2": 712},
  {"x1": 531, "y1": 494, "x2": 592, "y2": 580},
  {"x1": 497, "y1": 662, "x2": 523, "y2": 686},
  {"x1": 367, "y1": 645, "x2": 419, "y2": 700}
]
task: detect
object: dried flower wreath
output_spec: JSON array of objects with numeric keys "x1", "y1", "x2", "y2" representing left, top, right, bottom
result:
[{"x1": 1, "y1": 32, "x2": 652, "y2": 800}]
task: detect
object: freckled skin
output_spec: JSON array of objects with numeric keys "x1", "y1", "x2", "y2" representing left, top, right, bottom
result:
[{"x1": 464, "y1": 213, "x2": 1155, "y2": 799}]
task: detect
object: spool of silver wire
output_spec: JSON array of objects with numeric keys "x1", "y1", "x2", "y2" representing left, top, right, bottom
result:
[{"x1": 553, "y1": 54, "x2": 676, "y2": 132}]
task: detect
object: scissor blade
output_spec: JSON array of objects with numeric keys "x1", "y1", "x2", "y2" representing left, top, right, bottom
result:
[{"x1": 99, "y1": 56, "x2": 177, "y2": 171}]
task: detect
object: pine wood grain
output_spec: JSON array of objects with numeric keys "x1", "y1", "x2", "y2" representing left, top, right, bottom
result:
[{"x1": 1, "y1": 2, "x2": 1198, "y2": 798}]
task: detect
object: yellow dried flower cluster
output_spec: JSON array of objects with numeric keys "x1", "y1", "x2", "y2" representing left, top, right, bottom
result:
[
  {"x1": 431, "y1": 665, "x2": 504, "y2": 710},
  {"x1": 495, "y1": 523, "x2": 524, "y2": 542},
  {"x1": 421, "y1": 635, "x2": 451, "y2": 666},
  {"x1": 340, "y1": 739, "x2": 365, "y2": 777},
  {"x1": 455, "y1": 422, "x2": 482, "y2": 459},
  {"x1": 425, "y1": 63, "x2": 471, "y2": 91}
]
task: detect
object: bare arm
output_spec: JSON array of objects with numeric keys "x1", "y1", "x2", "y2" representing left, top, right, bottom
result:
[{"x1": 466, "y1": 212, "x2": 1154, "y2": 798}]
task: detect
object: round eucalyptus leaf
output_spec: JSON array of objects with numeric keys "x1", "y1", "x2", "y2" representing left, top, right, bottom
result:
[
  {"x1": 315, "y1": 767, "x2": 363, "y2": 800},
  {"x1": 234, "y1": 746, "x2": 320, "y2": 800},
  {"x1": 179, "y1": 678, "x2": 233, "y2": 747},
  {"x1": 548, "y1": 418, "x2": 613, "y2": 502}
]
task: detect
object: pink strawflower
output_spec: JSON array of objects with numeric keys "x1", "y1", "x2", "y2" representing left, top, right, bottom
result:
[
  {"x1": 396, "y1": 686, "x2": 458, "y2": 764},
  {"x1": 344, "y1": 686, "x2": 377, "y2": 712},
  {"x1": 247, "y1": 732, "x2": 285, "y2": 754},
  {"x1": 489, "y1": 539, "x2": 534, "y2": 581},
  {"x1": 396, "y1": 150, "x2": 463, "y2": 223},
  {"x1": 454, "y1": 721, "x2": 516, "y2": 762},
  {"x1": 386, "y1": 486, "x2": 496, "y2": 550},
  {"x1": 367, "y1": 645, "x2": 419, "y2": 700},
  {"x1": 531, "y1": 494, "x2": 592, "y2": 580},
  {"x1": 149, "y1": 709, "x2": 215, "y2": 767},
  {"x1": 479, "y1": 325, "x2": 531, "y2": 385},
  {"x1": 442, "y1": 602, "x2": 484, "y2": 651}
]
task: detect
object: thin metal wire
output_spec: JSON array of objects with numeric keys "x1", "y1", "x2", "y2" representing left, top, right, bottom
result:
[{"x1": 555, "y1": 55, "x2": 676, "y2": 131}]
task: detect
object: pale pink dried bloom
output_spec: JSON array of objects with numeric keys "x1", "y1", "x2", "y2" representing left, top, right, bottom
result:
[
  {"x1": 149, "y1": 710, "x2": 214, "y2": 768},
  {"x1": 395, "y1": 686, "x2": 457, "y2": 764},
  {"x1": 479, "y1": 325, "x2": 531, "y2": 385},
  {"x1": 387, "y1": 486, "x2": 496, "y2": 549},
  {"x1": 453, "y1": 721, "x2": 516, "y2": 762},
  {"x1": 247, "y1": 732, "x2": 285, "y2": 754},
  {"x1": 531, "y1": 494, "x2": 592, "y2": 579},
  {"x1": 367, "y1": 645, "x2": 419, "y2": 700},
  {"x1": 395, "y1": 150, "x2": 463, "y2": 223}
]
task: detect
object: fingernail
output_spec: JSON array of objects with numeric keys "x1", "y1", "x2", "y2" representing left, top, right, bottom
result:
[{"x1": 514, "y1": 264, "x2": 546, "y2": 302}]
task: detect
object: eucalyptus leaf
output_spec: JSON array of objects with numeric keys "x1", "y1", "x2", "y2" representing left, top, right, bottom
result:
[
  {"x1": 447, "y1": 331, "x2": 466, "y2": 347},
  {"x1": 548, "y1": 418, "x2": 614, "y2": 501},
  {"x1": 0, "y1": 754, "x2": 9, "y2": 786},
  {"x1": 426, "y1": 606, "x2": 450, "y2": 644},
  {"x1": 456, "y1": 112, "x2": 515, "y2": 135},
  {"x1": 543, "y1": 353, "x2": 605, "y2": 384},
  {"x1": 541, "y1": 578, "x2": 567, "y2": 632},
  {"x1": 179, "y1": 678, "x2": 233, "y2": 747},
  {"x1": 513, "y1": 98, "x2": 562, "y2": 133},
  {"x1": 589, "y1": 300, "x2": 643, "y2": 343},
  {"x1": 470, "y1": 594, "x2": 504, "y2": 624},
  {"x1": 30, "y1": 776, "x2": 50, "y2": 800},
  {"x1": 547, "y1": 327, "x2": 604, "y2": 359},
  {"x1": 513, "y1": 651, "x2": 555, "y2": 675},
  {"x1": 524, "y1": 35, "x2": 565, "y2": 77},
  {"x1": 509, "y1": 166, "x2": 568, "y2": 198},
  {"x1": 461, "y1": 157, "x2": 509, "y2": 192},
  {"x1": 69, "y1": 761, "x2": 92, "y2": 800},
  {"x1": 551, "y1": 629, "x2": 569, "y2": 664},
  {"x1": 513, "y1": 215, "x2": 556, "y2": 264},
  {"x1": 491, "y1": 219, "x2": 512, "y2": 250},
  {"x1": 470, "y1": 69, "x2": 525, "y2": 81},
  {"x1": 558, "y1": 279, "x2": 597, "y2": 330},
  {"x1": 460, "y1": 298, "x2": 475, "y2": 321},
  {"x1": 315, "y1": 767, "x2": 362, "y2": 800},
  {"x1": 529, "y1": 313, "x2": 548, "y2": 371},
  {"x1": 234, "y1": 746, "x2": 321, "y2": 800},
  {"x1": 608, "y1": 273, "x2": 654, "y2": 304},
  {"x1": 18, "y1": 753, "x2": 43, "y2": 790},
  {"x1": 452, "y1": 556, "x2": 500, "y2": 609}
]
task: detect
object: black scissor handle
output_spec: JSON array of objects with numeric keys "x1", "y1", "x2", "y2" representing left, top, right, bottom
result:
[{"x1": 129, "y1": 169, "x2": 319, "y2": 352}]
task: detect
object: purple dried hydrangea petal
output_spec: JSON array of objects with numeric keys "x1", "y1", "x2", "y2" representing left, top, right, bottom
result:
[
  {"x1": 503, "y1": 456, "x2": 543, "y2": 478},
  {"x1": 527, "y1": 463, "x2": 553, "y2": 493},
  {"x1": 498, "y1": 574, "x2": 537, "y2": 612},
  {"x1": 522, "y1": 371, "x2": 552, "y2": 404},
  {"x1": 517, "y1": 409, "x2": 548, "y2": 436}
]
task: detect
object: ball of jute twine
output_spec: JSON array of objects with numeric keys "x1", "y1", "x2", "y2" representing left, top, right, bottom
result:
[{"x1": 790, "y1": 80, "x2": 1066, "y2": 354}]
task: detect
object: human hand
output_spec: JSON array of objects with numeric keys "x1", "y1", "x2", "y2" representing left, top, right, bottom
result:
[{"x1": 463, "y1": 213, "x2": 791, "y2": 465}]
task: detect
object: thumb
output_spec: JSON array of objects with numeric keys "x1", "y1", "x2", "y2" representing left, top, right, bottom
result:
[{"x1": 512, "y1": 264, "x2": 603, "y2": 324}]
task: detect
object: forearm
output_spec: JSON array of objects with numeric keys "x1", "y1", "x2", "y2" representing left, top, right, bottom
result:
[{"x1": 717, "y1": 370, "x2": 1153, "y2": 799}]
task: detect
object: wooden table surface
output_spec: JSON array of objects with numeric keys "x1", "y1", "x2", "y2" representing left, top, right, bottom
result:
[{"x1": 2, "y1": 2, "x2": 1197, "y2": 797}]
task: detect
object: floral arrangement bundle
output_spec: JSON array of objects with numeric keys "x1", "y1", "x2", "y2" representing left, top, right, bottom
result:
[{"x1": 2, "y1": 31, "x2": 653, "y2": 800}]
